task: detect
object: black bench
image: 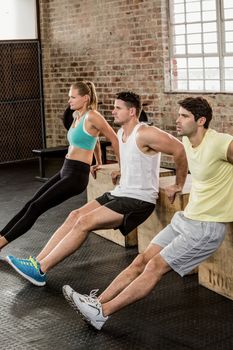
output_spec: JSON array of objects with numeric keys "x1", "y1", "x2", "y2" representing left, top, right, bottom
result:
[{"x1": 32, "y1": 146, "x2": 68, "y2": 181}]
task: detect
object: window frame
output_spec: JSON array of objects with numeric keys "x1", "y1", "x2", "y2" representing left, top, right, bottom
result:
[{"x1": 168, "y1": 0, "x2": 233, "y2": 93}]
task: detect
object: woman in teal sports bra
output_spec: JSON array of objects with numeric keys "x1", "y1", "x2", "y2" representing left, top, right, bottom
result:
[{"x1": 0, "y1": 81, "x2": 119, "y2": 250}]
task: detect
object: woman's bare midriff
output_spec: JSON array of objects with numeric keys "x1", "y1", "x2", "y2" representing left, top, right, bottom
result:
[{"x1": 66, "y1": 146, "x2": 93, "y2": 165}]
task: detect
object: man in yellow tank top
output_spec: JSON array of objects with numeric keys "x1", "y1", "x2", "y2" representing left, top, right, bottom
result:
[
  {"x1": 183, "y1": 127, "x2": 232, "y2": 222},
  {"x1": 62, "y1": 97, "x2": 233, "y2": 331}
]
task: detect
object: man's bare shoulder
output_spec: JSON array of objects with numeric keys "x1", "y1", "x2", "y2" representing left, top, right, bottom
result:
[
  {"x1": 136, "y1": 124, "x2": 164, "y2": 141},
  {"x1": 135, "y1": 124, "x2": 164, "y2": 153}
]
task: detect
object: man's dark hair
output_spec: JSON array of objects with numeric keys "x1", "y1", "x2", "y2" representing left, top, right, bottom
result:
[
  {"x1": 178, "y1": 97, "x2": 212, "y2": 129},
  {"x1": 116, "y1": 91, "x2": 142, "y2": 117}
]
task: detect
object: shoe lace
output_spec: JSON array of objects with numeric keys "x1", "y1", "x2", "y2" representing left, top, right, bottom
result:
[
  {"x1": 83, "y1": 289, "x2": 99, "y2": 303},
  {"x1": 28, "y1": 256, "x2": 39, "y2": 271}
]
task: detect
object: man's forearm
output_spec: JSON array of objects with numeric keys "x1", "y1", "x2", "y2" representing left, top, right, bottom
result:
[{"x1": 174, "y1": 152, "x2": 188, "y2": 190}]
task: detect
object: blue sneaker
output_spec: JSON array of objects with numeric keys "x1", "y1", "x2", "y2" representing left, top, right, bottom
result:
[{"x1": 6, "y1": 255, "x2": 46, "y2": 286}]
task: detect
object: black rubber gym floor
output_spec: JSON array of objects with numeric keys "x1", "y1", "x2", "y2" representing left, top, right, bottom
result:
[{"x1": 1, "y1": 160, "x2": 233, "y2": 350}]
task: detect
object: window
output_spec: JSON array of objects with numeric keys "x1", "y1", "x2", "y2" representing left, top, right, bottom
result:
[
  {"x1": 169, "y1": 0, "x2": 233, "y2": 92},
  {"x1": 0, "y1": 0, "x2": 37, "y2": 40}
]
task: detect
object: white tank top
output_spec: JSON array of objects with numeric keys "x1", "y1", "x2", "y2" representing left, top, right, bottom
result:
[{"x1": 111, "y1": 123, "x2": 160, "y2": 204}]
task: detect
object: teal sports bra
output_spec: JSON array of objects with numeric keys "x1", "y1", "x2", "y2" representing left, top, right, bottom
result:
[{"x1": 67, "y1": 112, "x2": 98, "y2": 150}]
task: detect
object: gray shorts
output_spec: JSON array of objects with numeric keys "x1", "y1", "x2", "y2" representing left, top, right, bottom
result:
[
  {"x1": 96, "y1": 192, "x2": 155, "y2": 236},
  {"x1": 151, "y1": 211, "x2": 226, "y2": 277}
]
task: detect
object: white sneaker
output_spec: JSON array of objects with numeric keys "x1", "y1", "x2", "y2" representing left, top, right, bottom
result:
[
  {"x1": 63, "y1": 285, "x2": 99, "y2": 306},
  {"x1": 63, "y1": 285, "x2": 108, "y2": 330}
]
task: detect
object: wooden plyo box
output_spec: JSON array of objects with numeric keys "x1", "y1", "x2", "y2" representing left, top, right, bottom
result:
[
  {"x1": 198, "y1": 222, "x2": 233, "y2": 300},
  {"x1": 159, "y1": 168, "x2": 175, "y2": 177},
  {"x1": 87, "y1": 163, "x2": 119, "y2": 201},
  {"x1": 87, "y1": 164, "x2": 174, "y2": 247},
  {"x1": 137, "y1": 174, "x2": 192, "y2": 253}
]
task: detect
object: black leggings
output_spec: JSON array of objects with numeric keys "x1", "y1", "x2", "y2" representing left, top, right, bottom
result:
[{"x1": 1, "y1": 158, "x2": 90, "y2": 242}]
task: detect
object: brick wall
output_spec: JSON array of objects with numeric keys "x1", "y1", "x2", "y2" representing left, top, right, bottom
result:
[{"x1": 39, "y1": 0, "x2": 233, "y2": 167}]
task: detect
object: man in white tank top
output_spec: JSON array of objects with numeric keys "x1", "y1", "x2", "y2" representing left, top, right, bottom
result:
[{"x1": 6, "y1": 92, "x2": 188, "y2": 288}]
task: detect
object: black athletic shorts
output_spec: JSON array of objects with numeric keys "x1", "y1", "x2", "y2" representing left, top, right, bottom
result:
[{"x1": 95, "y1": 192, "x2": 155, "y2": 236}]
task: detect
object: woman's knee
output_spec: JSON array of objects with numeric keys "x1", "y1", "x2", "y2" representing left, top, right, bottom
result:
[
  {"x1": 26, "y1": 201, "x2": 42, "y2": 216},
  {"x1": 21, "y1": 200, "x2": 33, "y2": 212}
]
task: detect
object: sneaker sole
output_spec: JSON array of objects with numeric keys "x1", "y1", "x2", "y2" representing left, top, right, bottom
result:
[
  {"x1": 6, "y1": 256, "x2": 46, "y2": 287},
  {"x1": 62, "y1": 286, "x2": 102, "y2": 331}
]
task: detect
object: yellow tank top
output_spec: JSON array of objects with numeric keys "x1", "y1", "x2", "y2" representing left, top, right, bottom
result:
[{"x1": 183, "y1": 129, "x2": 233, "y2": 222}]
